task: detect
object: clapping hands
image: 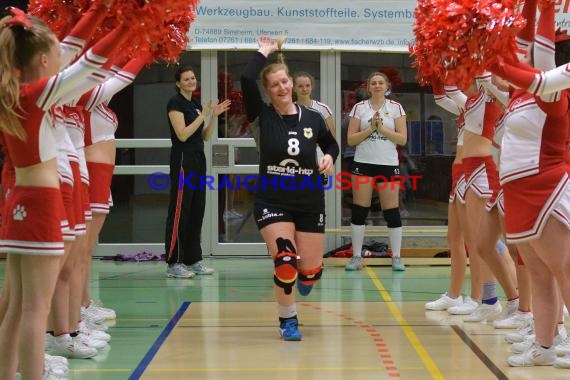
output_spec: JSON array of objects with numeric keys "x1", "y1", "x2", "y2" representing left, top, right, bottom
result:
[{"x1": 203, "y1": 99, "x2": 232, "y2": 118}]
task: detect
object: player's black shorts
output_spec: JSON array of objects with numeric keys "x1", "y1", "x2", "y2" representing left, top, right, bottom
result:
[
  {"x1": 350, "y1": 161, "x2": 401, "y2": 184},
  {"x1": 253, "y1": 200, "x2": 325, "y2": 233}
]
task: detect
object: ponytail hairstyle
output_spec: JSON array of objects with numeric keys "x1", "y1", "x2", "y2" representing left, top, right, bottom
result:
[
  {"x1": 260, "y1": 36, "x2": 290, "y2": 89},
  {"x1": 0, "y1": 12, "x2": 57, "y2": 139}
]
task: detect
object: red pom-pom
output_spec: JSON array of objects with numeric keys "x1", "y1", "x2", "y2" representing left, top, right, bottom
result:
[
  {"x1": 28, "y1": 0, "x2": 90, "y2": 40},
  {"x1": 32, "y1": 0, "x2": 199, "y2": 64},
  {"x1": 105, "y1": 0, "x2": 198, "y2": 63},
  {"x1": 410, "y1": 0, "x2": 526, "y2": 88}
]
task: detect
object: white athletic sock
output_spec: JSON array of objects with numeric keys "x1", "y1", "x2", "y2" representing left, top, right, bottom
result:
[
  {"x1": 278, "y1": 303, "x2": 297, "y2": 319},
  {"x1": 351, "y1": 223, "x2": 365, "y2": 258},
  {"x1": 388, "y1": 227, "x2": 402, "y2": 258}
]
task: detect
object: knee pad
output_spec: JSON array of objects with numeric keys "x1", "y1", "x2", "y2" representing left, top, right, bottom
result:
[
  {"x1": 298, "y1": 265, "x2": 323, "y2": 286},
  {"x1": 382, "y1": 208, "x2": 402, "y2": 228},
  {"x1": 351, "y1": 205, "x2": 370, "y2": 225},
  {"x1": 273, "y1": 238, "x2": 298, "y2": 295}
]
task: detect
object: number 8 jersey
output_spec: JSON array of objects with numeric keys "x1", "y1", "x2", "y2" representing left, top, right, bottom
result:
[{"x1": 241, "y1": 52, "x2": 339, "y2": 212}]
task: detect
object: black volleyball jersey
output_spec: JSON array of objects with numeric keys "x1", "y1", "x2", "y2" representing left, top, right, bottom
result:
[{"x1": 241, "y1": 52, "x2": 339, "y2": 212}]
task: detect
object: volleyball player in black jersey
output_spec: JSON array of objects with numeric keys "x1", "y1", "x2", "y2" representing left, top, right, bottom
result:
[{"x1": 241, "y1": 36, "x2": 339, "y2": 341}]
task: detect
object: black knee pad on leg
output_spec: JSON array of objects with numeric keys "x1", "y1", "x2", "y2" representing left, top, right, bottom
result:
[
  {"x1": 274, "y1": 237, "x2": 298, "y2": 295},
  {"x1": 298, "y1": 265, "x2": 324, "y2": 285},
  {"x1": 351, "y1": 205, "x2": 370, "y2": 225},
  {"x1": 382, "y1": 207, "x2": 402, "y2": 228}
]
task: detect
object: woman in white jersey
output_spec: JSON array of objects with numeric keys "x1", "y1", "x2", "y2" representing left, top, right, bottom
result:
[
  {"x1": 293, "y1": 72, "x2": 336, "y2": 188},
  {"x1": 293, "y1": 72, "x2": 336, "y2": 136},
  {"x1": 346, "y1": 72, "x2": 407, "y2": 271}
]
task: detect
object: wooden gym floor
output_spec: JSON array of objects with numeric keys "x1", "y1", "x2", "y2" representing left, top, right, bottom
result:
[{"x1": 0, "y1": 258, "x2": 567, "y2": 380}]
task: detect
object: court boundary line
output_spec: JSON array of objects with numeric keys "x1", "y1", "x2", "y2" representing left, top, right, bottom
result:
[
  {"x1": 365, "y1": 267, "x2": 444, "y2": 380},
  {"x1": 129, "y1": 301, "x2": 191, "y2": 379},
  {"x1": 450, "y1": 325, "x2": 509, "y2": 380}
]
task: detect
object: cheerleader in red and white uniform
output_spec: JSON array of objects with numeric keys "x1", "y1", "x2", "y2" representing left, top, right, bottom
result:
[
  {"x1": 443, "y1": 77, "x2": 520, "y2": 323},
  {"x1": 425, "y1": 81, "x2": 485, "y2": 313},
  {"x1": 78, "y1": 52, "x2": 152, "y2": 325},
  {"x1": 0, "y1": 8, "x2": 128, "y2": 379},
  {"x1": 45, "y1": 2, "x2": 117, "y2": 362},
  {"x1": 489, "y1": 1, "x2": 570, "y2": 367},
  {"x1": 427, "y1": 79, "x2": 514, "y2": 318}
]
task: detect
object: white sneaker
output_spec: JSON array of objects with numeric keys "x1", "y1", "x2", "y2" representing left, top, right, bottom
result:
[
  {"x1": 554, "y1": 354, "x2": 570, "y2": 368},
  {"x1": 75, "y1": 331, "x2": 108, "y2": 350},
  {"x1": 81, "y1": 305, "x2": 107, "y2": 325},
  {"x1": 505, "y1": 320, "x2": 535, "y2": 343},
  {"x1": 82, "y1": 318, "x2": 109, "y2": 332},
  {"x1": 512, "y1": 334, "x2": 564, "y2": 354},
  {"x1": 555, "y1": 336, "x2": 570, "y2": 356},
  {"x1": 463, "y1": 302, "x2": 502, "y2": 322},
  {"x1": 46, "y1": 334, "x2": 98, "y2": 359},
  {"x1": 493, "y1": 310, "x2": 533, "y2": 329},
  {"x1": 448, "y1": 297, "x2": 479, "y2": 315},
  {"x1": 44, "y1": 354, "x2": 68, "y2": 376},
  {"x1": 166, "y1": 263, "x2": 196, "y2": 278},
  {"x1": 86, "y1": 300, "x2": 116, "y2": 320},
  {"x1": 78, "y1": 321, "x2": 111, "y2": 342},
  {"x1": 188, "y1": 261, "x2": 215, "y2": 275},
  {"x1": 425, "y1": 294, "x2": 463, "y2": 311},
  {"x1": 508, "y1": 342, "x2": 556, "y2": 367},
  {"x1": 45, "y1": 353, "x2": 67, "y2": 367},
  {"x1": 345, "y1": 256, "x2": 364, "y2": 271},
  {"x1": 42, "y1": 369, "x2": 67, "y2": 380}
]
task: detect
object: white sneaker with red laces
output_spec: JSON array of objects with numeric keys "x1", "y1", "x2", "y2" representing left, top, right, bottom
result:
[
  {"x1": 46, "y1": 333, "x2": 98, "y2": 359},
  {"x1": 508, "y1": 342, "x2": 556, "y2": 367}
]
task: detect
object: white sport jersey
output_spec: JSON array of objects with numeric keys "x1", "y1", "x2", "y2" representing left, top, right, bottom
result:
[
  {"x1": 88, "y1": 104, "x2": 118, "y2": 145},
  {"x1": 350, "y1": 99, "x2": 405, "y2": 166},
  {"x1": 492, "y1": 112, "x2": 507, "y2": 166},
  {"x1": 443, "y1": 85, "x2": 468, "y2": 146},
  {"x1": 433, "y1": 92, "x2": 465, "y2": 147},
  {"x1": 53, "y1": 107, "x2": 77, "y2": 185},
  {"x1": 308, "y1": 99, "x2": 333, "y2": 121},
  {"x1": 499, "y1": 92, "x2": 548, "y2": 184},
  {"x1": 306, "y1": 100, "x2": 333, "y2": 161}
]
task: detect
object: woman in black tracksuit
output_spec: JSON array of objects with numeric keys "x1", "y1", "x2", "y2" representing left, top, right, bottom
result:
[{"x1": 164, "y1": 66, "x2": 230, "y2": 278}]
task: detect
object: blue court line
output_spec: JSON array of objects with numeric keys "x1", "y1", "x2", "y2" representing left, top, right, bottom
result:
[{"x1": 129, "y1": 301, "x2": 191, "y2": 379}]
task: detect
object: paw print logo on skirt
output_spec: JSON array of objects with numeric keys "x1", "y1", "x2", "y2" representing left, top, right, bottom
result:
[{"x1": 13, "y1": 204, "x2": 26, "y2": 221}]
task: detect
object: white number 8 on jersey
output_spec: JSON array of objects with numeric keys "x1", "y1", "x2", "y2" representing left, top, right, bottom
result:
[{"x1": 287, "y1": 138, "x2": 300, "y2": 156}]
